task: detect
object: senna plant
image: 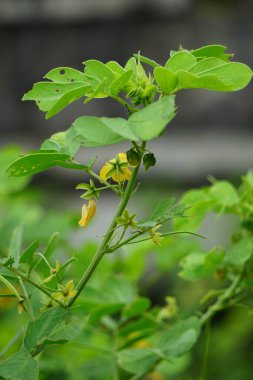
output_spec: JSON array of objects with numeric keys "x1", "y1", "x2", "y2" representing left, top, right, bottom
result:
[{"x1": 0, "y1": 45, "x2": 252, "y2": 380}]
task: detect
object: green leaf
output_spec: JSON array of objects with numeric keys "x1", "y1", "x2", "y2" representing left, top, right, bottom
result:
[
  {"x1": 156, "y1": 317, "x2": 200, "y2": 357},
  {"x1": 0, "y1": 146, "x2": 30, "y2": 195},
  {"x1": 41, "y1": 315, "x2": 89, "y2": 344},
  {"x1": 41, "y1": 131, "x2": 80, "y2": 156},
  {"x1": 0, "y1": 348, "x2": 38, "y2": 380},
  {"x1": 150, "y1": 198, "x2": 176, "y2": 222},
  {"x1": 128, "y1": 96, "x2": 176, "y2": 141},
  {"x1": 24, "y1": 307, "x2": 66, "y2": 352},
  {"x1": 22, "y1": 82, "x2": 91, "y2": 115},
  {"x1": 83, "y1": 60, "x2": 115, "y2": 91},
  {"x1": 226, "y1": 238, "x2": 253, "y2": 266},
  {"x1": 165, "y1": 51, "x2": 197, "y2": 72},
  {"x1": 123, "y1": 297, "x2": 151, "y2": 318},
  {"x1": 46, "y1": 84, "x2": 91, "y2": 119},
  {"x1": 9, "y1": 224, "x2": 23, "y2": 268},
  {"x1": 179, "y1": 247, "x2": 224, "y2": 281},
  {"x1": 133, "y1": 54, "x2": 160, "y2": 69},
  {"x1": 198, "y1": 62, "x2": 252, "y2": 91},
  {"x1": 109, "y1": 70, "x2": 133, "y2": 96},
  {"x1": 106, "y1": 61, "x2": 126, "y2": 76},
  {"x1": 71, "y1": 116, "x2": 125, "y2": 146},
  {"x1": 20, "y1": 241, "x2": 39, "y2": 264},
  {"x1": 100, "y1": 117, "x2": 139, "y2": 141},
  {"x1": 188, "y1": 58, "x2": 228, "y2": 75},
  {"x1": 191, "y1": 44, "x2": 232, "y2": 62},
  {"x1": 7, "y1": 152, "x2": 87, "y2": 177},
  {"x1": 173, "y1": 189, "x2": 214, "y2": 232},
  {"x1": 44, "y1": 67, "x2": 87, "y2": 83},
  {"x1": 117, "y1": 348, "x2": 158, "y2": 375},
  {"x1": 154, "y1": 67, "x2": 178, "y2": 94},
  {"x1": 44, "y1": 232, "x2": 60, "y2": 259},
  {"x1": 209, "y1": 181, "x2": 239, "y2": 207}
]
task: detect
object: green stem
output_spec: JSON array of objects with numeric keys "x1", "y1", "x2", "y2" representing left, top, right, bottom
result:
[
  {"x1": 200, "y1": 270, "x2": 243, "y2": 326},
  {"x1": 200, "y1": 320, "x2": 211, "y2": 380},
  {"x1": 18, "y1": 277, "x2": 35, "y2": 320},
  {"x1": 112, "y1": 96, "x2": 137, "y2": 114},
  {"x1": 69, "y1": 142, "x2": 146, "y2": 306},
  {"x1": 87, "y1": 169, "x2": 120, "y2": 195}
]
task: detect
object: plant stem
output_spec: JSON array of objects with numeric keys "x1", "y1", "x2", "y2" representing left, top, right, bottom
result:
[
  {"x1": 200, "y1": 270, "x2": 243, "y2": 326},
  {"x1": 69, "y1": 142, "x2": 146, "y2": 306},
  {"x1": 18, "y1": 276, "x2": 35, "y2": 320},
  {"x1": 87, "y1": 169, "x2": 120, "y2": 195},
  {"x1": 200, "y1": 320, "x2": 211, "y2": 380}
]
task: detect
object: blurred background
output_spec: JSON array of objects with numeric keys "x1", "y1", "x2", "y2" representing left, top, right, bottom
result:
[{"x1": 0, "y1": 1, "x2": 253, "y2": 379}]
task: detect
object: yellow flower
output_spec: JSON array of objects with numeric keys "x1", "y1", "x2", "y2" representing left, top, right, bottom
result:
[
  {"x1": 78, "y1": 199, "x2": 97, "y2": 227},
  {"x1": 52, "y1": 280, "x2": 77, "y2": 305},
  {"x1": 99, "y1": 153, "x2": 132, "y2": 183},
  {"x1": 150, "y1": 224, "x2": 163, "y2": 246}
]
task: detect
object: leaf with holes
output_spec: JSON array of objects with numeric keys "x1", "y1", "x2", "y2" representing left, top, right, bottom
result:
[
  {"x1": 22, "y1": 82, "x2": 91, "y2": 116},
  {"x1": 44, "y1": 67, "x2": 87, "y2": 83},
  {"x1": 7, "y1": 152, "x2": 88, "y2": 177}
]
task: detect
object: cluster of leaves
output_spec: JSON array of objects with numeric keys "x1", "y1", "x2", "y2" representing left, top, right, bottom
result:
[{"x1": 7, "y1": 45, "x2": 252, "y2": 179}]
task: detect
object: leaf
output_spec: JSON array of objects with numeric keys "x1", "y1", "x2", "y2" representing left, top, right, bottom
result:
[
  {"x1": 7, "y1": 152, "x2": 87, "y2": 177},
  {"x1": 156, "y1": 317, "x2": 201, "y2": 357},
  {"x1": 83, "y1": 60, "x2": 115, "y2": 91},
  {"x1": 123, "y1": 297, "x2": 151, "y2": 318},
  {"x1": 133, "y1": 54, "x2": 160, "y2": 69},
  {"x1": 191, "y1": 44, "x2": 232, "y2": 62},
  {"x1": 179, "y1": 247, "x2": 224, "y2": 281},
  {"x1": 100, "y1": 117, "x2": 139, "y2": 141},
  {"x1": 44, "y1": 232, "x2": 60, "y2": 259},
  {"x1": 128, "y1": 96, "x2": 176, "y2": 141},
  {"x1": 22, "y1": 82, "x2": 91, "y2": 115},
  {"x1": 209, "y1": 181, "x2": 239, "y2": 207},
  {"x1": 165, "y1": 51, "x2": 197, "y2": 72},
  {"x1": 24, "y1": 308, "x2": 66, "y2": 352},
  {"x1": 173, "y1": 189, "x2": 214, "y2": 232},
  {"x1": 106, "y1": 61, "x2": 126, "y2": 76},
  {"x1": 8, "y1": 224, "x2": 24, "y2": 268},
  {"x1": 226, "y1": 238, "x2": 253, "y2": 266},
  {"x1": 44, "y1": 67, "x2": 87, "y2": 83},
  {"x1": 0, "y1": 348, "x2": 38, "y2": 380},
  {"x1": 0, "y1": 146, "x2": 30, "y2": 195},
  {"x1": 188, "y1": 58, "x2": 228, "y2": 75},
  {"x1": 20, "y1": 241, "x2": 39, "y2": 264},
  {"x1": 109, "y1": 70, "x2": 133, "y2": 96},
  {"x1": 117, "y1": 348, "x2": 158, "y2": 375},
  {"x1": 150, "y1": 198, "x2": 176, "y2": 222},
  {"x1": 41, "y1": 131, "x2": 80, "y2": 156},
  {"x1": 198, "y1": 62, "x2": 252, "y2": 91},
  {"x1": 41, "y1": 315, "x2": 89, "y2": 344},
  {"x1": 71, "y1": 116, "x2": 125, "y2": 146},
  {"x1": 154, "y1": 67, "x2": 178, "y2": 94},
  {"x1": 46, "y1": 84, "x2": 91, "y2": 119}
]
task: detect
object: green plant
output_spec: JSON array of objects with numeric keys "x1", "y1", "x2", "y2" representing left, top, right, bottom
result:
[{"x1": 0, "y1": 45, "x2": 252, "y2": 380}]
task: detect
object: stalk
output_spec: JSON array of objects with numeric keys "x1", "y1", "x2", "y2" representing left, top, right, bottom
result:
[{"x1": 69, "y1": 142, "x2": 146, "y2": 306}]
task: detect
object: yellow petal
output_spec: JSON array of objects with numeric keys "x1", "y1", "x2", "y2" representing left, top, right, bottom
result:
[
  {"x1": 65, "y1": 280, "x2": 74, "y2": 292},
  {"x1": 68, "y1": 289, "x2": 77, "y2": 298},
  {"x1": 78, "y1": 204, "x2": 89, "y2": 227},
  {"x1": 87, "y1": 199, "x2": 97, "y2": 222},
  {"x1": 118, "y1": 153, "x2": 128, "y2": 163},
  {"x1": 112, "y1": 167, "x2": 131, "y2": 182},
  {"x1": 99, "y1": 163, "x2": 113, "y2": 180}
]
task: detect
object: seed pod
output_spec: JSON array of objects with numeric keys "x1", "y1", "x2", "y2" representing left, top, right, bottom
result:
[
  {"x1": 143, "y1": 153, "x2": 156, "y2": 171},
  {"x1": 127, "y1": 148, "x2": 141, "y2": 166}
]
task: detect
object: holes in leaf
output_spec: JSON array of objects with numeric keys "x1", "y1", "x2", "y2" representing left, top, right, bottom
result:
[
  {"x1": 60, "y1": 69, "x2": 65, "y2": 75},
  {"x1": 54, "y1": 89, "x2": 59, "y2": 93}
]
